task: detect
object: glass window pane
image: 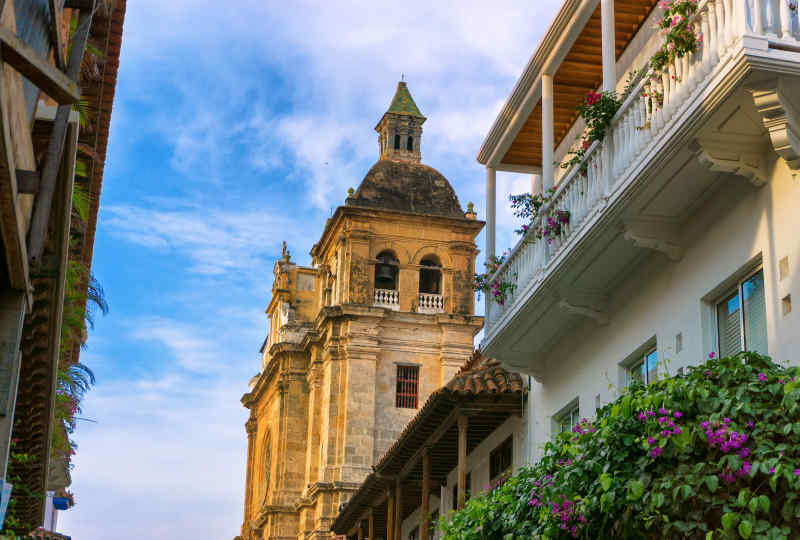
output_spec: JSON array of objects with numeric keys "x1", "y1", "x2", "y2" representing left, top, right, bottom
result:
[
  {"x1": 717, "y1": 291, "x2": 742, "y2": 357},
  {"x1": 627, "y1": 360, "x2": 644, "y2": 385},
  {"x1": 645, "y1": 349, "x2": 658, "y2": 384},
  {"x1": 742, "y1": 270, "x2": 768, "y2": 355}
]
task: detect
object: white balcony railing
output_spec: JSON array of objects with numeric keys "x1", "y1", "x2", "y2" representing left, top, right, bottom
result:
[
  {"x1": 374, "y1": 289, "x2": 400, "y2": 310},
  {"x1": 485, "y1": 0, "x2": 798, "y2": 333},
  {"x1": 418, "y1": 293, "x2": 445, "y2": 314}
]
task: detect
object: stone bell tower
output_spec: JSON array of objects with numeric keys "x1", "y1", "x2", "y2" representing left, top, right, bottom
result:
[
  {"x1": 238, "y1": 81, "x2": 484, "y2": 540},
  {"x1": 376, "y1": 81, "x2": 425, "y2": 162}
]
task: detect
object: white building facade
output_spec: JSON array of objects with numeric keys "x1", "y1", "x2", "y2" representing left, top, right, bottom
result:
[{"x1": 478, "y1": 0, "x2": 800, "y2": 463}]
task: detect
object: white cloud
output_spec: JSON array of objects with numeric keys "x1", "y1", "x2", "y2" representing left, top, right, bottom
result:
[{"x1": 102, "y1": 202, "x2": 307, "y2": 276}]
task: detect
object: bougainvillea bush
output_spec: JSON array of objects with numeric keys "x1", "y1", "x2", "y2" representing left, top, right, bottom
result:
[{"x1": 441, "y1": 352, "x2": 800, "y2": 539}]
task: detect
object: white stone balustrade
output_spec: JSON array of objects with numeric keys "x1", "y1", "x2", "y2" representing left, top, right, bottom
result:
[
  {"x1": 418, "y1": 293, "x2": 445, "y2": 314},
  {"x1": 485, "y1": 0, "x2": 800, "y2": 334},
  {"x1": 374, "y1": 289, "x2": 400, "y2": 310}
]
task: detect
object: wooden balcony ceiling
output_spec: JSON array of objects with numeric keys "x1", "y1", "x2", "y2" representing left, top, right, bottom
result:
[{"x1": 503, "y1": 0, "x2": 658, "y2": 167}]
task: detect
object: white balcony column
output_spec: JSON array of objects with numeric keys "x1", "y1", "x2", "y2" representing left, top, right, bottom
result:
[
  {"x1": 601, "y1": 0, "x2": 616, "y2": 93},
  {"x1": 531, "y1": 173, "x2": 543, "y2": 196},
  {"x1": 485, "y1": 166, "x2": 497, "y2": 260},
  {"x1": 541, "y1": 74, "x2": 554, "y2": 192}
]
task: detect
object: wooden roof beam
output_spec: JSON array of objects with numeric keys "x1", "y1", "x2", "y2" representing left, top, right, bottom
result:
[{"x1": 0, "y1": 25, "x2": 78, "y2": 104}]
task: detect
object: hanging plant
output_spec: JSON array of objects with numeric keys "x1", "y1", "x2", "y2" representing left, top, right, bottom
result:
[
  {"x1": 649, "y1": 0, "x2": 701, "y2": 72},
  {"x1": 472, "y1": 255, "x2": 516, "y2": 306}
]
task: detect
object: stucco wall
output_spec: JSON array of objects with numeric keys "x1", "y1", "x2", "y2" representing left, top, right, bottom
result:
[{"x1": 526, "y1": 154, "x2": 800, "y2": 461}]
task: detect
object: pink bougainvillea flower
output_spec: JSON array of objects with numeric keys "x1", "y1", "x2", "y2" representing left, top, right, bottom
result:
[
  {"x1": 650, "y1": 447, "x2": 663, "y2": 458},
  {"x1": 708, "y1": 352, "x2": 716, "y2": 359}
]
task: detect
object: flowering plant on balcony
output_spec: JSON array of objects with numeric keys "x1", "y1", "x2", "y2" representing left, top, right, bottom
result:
[
  {"x1": 561, "y1": 91, "x2": 622, "y2": 173},
  {"x1": 472, "y1": 254, "x2": 516, "y2": 306},
  {"x1": 511, "y1": 189, "x2": 571, "y2": 245},
  {"x1": 650, "y1": 0, "x2": 701, "y2": 72},
  {"x1": 441, "y1": 352, "x2": 800, "y2": 539}
]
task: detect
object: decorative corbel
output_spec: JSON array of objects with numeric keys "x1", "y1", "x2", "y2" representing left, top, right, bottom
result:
[
  {"x1": 557, "y1": 289, "x2": 609, "y2": 325},
  {"x1": 750, "y1": 78, "x2": 800, "y2": 171},
  {"x1": 623, "y1": 218, "x2": 683, "y2": 261},
  {"x1": 692, "y1": 135, "x2": 769, "y2": 186}
]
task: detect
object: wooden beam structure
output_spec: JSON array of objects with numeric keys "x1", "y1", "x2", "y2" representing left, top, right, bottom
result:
[
  {"x1": 48, "y1": 0, "x2": 65, "y2": 70},
  {"x1": 368, "y1": 509, "x2": 374, "y2": 540},
  {"x1": 386, "y1": 493, "x2": 394, "y2": 540},
  {"x1": 27, "y1": 3, "x2": 95, "y2": 265},
  {"x1": 0, "y1": 60, "x2": 29, "y2": 293},
  {"x1": 394, "y1": 481, "x2": 402, "y2": 540},
  {"x1": 0, "y1": 25, "x2": 78, "y2": 104}
]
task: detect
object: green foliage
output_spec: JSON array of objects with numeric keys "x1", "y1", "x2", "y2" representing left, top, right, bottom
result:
[
  {"x1": 1, "y1": 437, "x2": 43, "y2": 536},
  {"x1": 441, "y1": 352, "x2": 800, "y2": 539},
  {"x1": 649, "y1": 0, "x2": 701, "y2": 73}
]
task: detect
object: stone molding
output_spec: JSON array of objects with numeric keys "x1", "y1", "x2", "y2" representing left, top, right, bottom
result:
[
  {"x1": 557, "y1": 289, "x2": 609, "y2": 324},
  {"x1": 750, "y1": 77, "x2": 800, "y2": 171},
  {"x1": 692, "y1": 136, "x2": 769, "y2": 186},
  {"x1": 623, "y1": 218, "x2": 684, "y2": 261}
]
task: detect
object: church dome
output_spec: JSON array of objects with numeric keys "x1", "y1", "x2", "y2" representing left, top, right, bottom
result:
[{"x1": 350, "y1": 159, "x2": 464, "y2": 218}]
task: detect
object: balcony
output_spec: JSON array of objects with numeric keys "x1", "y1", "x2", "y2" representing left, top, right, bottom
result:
[
  {"x1": 479, "y1": 0, "x2": 800, "y2": 375},
  {"x1": 418, "y1": 293, "x2": 445, "y2": 314},
  {"x1": 374, "y1": 288, "x2": 400, "y2": 310}
]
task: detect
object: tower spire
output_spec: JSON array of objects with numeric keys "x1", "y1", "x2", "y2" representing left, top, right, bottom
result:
[{"x1": 375, "y1": 81, "x2": 426, "y2": 162}]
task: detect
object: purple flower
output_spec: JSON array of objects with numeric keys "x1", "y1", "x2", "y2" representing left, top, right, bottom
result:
[
  {"x1": 708, "y1": 352, "x2": 716, "y2": 359},
  {"x1": 769, "y1": 467, "x2": 775, "y2": 474},
  {"x1": 758, "y1": 373, "x2": 767, "y2": 382},
  {"x1": 637, "y1": 412, "x2": 647, "y2": 421},
  {"x1": 673, "y1": 411, "x2": 683, "y2": 418},
  {"x1": 650, "y1": 447, "x2": 663, "y2": 458},
  {"x1": 658, "y1": 416, "x2": 667, "y2": 423},
  {"x1": 701, "y1": 421, "x2": 710, "y2": 429},
  {"x1": 658, "y1": 407, "x2": 668, "y2": 415},
  {"x1": 705, "y1": 370, "x2": 712, "y2": 377},
  {"x1": 646, "y1": 410, "x2": 656, "y2": 417},
  {"x1": 795, "y1": 469, "x2": 800, "y2": 476},
  {"x1": 673, "y1": 427, "x2": 682, "y2": 435},
  {"x1": 747, "y1": 421, "x2": 754, "y2": 428},
  {"x1": 648, "y1": 436, "x2": 656, "y2": 445},
  {"x1": 738, "y1": 448, "x2": 750, "y2": 458}
]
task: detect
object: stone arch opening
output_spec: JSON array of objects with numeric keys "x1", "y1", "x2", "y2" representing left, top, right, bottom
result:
[
  {"x1": 375, "y1": 250, "x2": 399, "y2": 291},
  {"x1": 419, "y1": 255, "x2": 442, "y2": 294}
]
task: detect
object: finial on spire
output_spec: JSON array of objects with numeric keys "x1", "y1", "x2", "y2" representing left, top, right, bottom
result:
[
  {"x1": 281, "y1": 241, "x2": 291, "y2": 262},
  {"x1": 401, "y1": 73, "x2": 405, "y2": 82}
]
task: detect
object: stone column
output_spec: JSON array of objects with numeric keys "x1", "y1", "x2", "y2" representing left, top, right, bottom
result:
[
  {"x1": 243, "y1": 417, "x2": 258, "y2": 522},
  {"x1": 485, "y1": 167, "x2": 496, "y2": 260},
  {"x1": 457, "y1": 414, "x2": 468, "y2": 510},
  {"x1": 601, "y1": 0, "x2": 616, "y2": 92},
  {"x1": 541, "y1": 75, "x2": 554, "y2": 192},
  {"x1": 531, "y1": 173, "x2": 543, "y2": 196}
]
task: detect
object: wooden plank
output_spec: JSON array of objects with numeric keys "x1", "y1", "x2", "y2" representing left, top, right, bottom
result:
[
  {"x1": 386, "y1": 493, "x2": 394, "y2": 540},
  {"x1": 393, "y1": 481, "x2": 402, "y2": 540},
  {"x1": 0, "y1": 57, "x2": 29, "y2": 292},
  {"x1": 397, "y1": 409, "x2": 459, "y2": 478},
  {"x1": 15, "y1": 169, "x2": 39, "y2": 194},
  {"x1": 48, "y1": 0, "x2": 65, "y2": 70},
  {"x1": 0, "y1": 25, "x2": 78, "y2": 104}
]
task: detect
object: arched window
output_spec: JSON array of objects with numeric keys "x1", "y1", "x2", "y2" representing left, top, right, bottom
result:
[
  {"x1": 394, "y1": 134, "x2": 401, "y2": 150},
  {"x1": 375, "y1": 251, "x2": 399, "y2": 290},
  {"x1": 407, "y1": 136, "x2": 414, "y2": 151},
  {"x1": 419, "y1": 256, "x2": 442, "y2": 294}
]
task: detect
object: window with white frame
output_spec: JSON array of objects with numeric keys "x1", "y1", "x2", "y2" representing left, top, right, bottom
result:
[
  {"x1": 625, "y1": 346, "x2": 658, "y2": 386},
  {"x1": 716, "y1": 268, "x2": 767, "y2": 357},
  {"x1": 554, "y1": 401, "x2": 580, "y2": 437}
]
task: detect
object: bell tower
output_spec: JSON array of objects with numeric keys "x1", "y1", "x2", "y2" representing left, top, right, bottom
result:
[{"x1": 376, "y1": 81, "x2": 425, "y2": 162}]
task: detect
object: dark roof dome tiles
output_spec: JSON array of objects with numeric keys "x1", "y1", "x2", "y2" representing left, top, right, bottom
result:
[{"x1": 350, "y1": 159, "x2": 464, "y2": 218}]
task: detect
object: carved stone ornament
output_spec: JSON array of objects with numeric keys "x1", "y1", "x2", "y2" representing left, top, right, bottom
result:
[
  {"x1": 750, "y1": 78, "x2": 800, "y2": 171},
  {"x1": 623, "y1": 218, "x2": 683, "y2": 261},
  {"x1": 692, "y1": 136, "x2": 769, "y2": 187}
]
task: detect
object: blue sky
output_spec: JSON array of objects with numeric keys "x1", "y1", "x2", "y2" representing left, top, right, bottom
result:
[{"x1": 57, "y1": 1, "x2": 562, "y2": 538}]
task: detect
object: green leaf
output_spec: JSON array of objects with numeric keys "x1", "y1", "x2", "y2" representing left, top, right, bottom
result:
[
  {"x1": 748, "y1": 497, "x2": 759, "y2": 514},
  {"x1": 706, "y1": 533, "x2": 713, "y2": 540},
  {"x1": 599, "y1": 473, "x2": 612, "y2": 492},
  {"x1": 705, "y1": 475, "x2": 719, "y2": 493},
  {"x1": 722, "y1": 512, "x2": 737, "y2": 531},
  {"x1": 738, "y1": 519, "x2": 753, "y2": 539},
  {"x1": 738, "y1": 489, "x2": 750, "y2": 507},
  {"x1": 758, "y1": 495, "x2": 770, "y2": 513},
  {"x1": 628, "y1": 479, "x2": 644, "y2": 500}
]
